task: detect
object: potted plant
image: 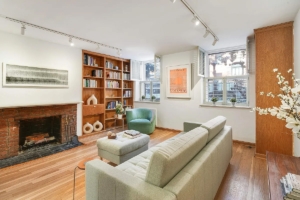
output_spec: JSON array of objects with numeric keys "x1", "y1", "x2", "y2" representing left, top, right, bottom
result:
[
  {"x1": 211, "y1": 97, "x2": 218, "y2": 105},
  {"x1": 141, "y1": 95, "x2": 145, "y2": 101},
  {"x1": 115, "y1": 103, "x2": 124, "y2": 119},
  {"x1": 230, "y1": 98, "x2": 236, "y2": 106},
  {"x1": 151, "y1": 95, "x2": 156, "y2": 102}
]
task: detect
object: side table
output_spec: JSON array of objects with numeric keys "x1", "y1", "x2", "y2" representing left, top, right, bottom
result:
[
  {"x1": 115, "y1": 118, "x2": 125, "y2": 130},
  {"x1": 73, "y1": 157, "x2": 95, "y2": 200}
]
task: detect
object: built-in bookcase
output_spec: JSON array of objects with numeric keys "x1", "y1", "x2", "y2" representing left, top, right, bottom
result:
[{"x1": 82, "y1": 50, "x2": 134, "y2": 135}]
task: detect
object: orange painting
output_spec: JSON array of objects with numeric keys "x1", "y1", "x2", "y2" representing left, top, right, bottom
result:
[{"x1": 170, "y1": 68, "x2": 187, "y2": 93}]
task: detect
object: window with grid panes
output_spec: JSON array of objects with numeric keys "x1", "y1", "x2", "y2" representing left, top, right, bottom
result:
[{"x1": 204, "y1": 49, "x2": 248, "y2": 106}]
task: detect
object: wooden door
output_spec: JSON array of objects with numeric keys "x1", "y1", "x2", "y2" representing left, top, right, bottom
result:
[{"x1": 255, "y1": 22, "x2": 294, "y2": 156}]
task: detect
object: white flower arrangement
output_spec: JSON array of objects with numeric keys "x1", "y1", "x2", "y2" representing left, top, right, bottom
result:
[
  {"x1": 253, "y1": 68, "x2": 300, "y2": 137},
  {"x1": 115, "y1": 103, "x2": 124, "y2": 114}
]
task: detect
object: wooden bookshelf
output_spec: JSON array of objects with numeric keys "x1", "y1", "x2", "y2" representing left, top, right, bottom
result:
[{"x1": 82, "y1": 50, "x2": 134, "y2": 135}]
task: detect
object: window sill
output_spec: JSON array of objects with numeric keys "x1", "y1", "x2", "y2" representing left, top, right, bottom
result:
[
  {"x1": 200, "y1": 104, "x2": 251, "y2": 109},
  {"x1": 134, "y1": 101, "x2": 160, "y2": 104}
]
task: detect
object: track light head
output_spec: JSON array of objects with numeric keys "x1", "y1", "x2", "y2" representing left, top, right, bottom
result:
[
  {"x1": 117, "y1": 49, "x2": 121, "y2": 56},
  {"x1": 212, "y1": 38, "x2": 218, "y2": 46},
  {"x1": 191, "y1": 15, "x2": 200, "y2": 26},
  {"x1": 203, "y1": 29, "x2": 209, "y2": 38},
  {"x1": 69, "y1": 37, "x2": 74, "y2": 46},
  {"x1": 21, "y1": 24, "x2": 26, "y2": 35},
  {"x1": 170, "y1": 0, "x2": 176, "y2": 3}
]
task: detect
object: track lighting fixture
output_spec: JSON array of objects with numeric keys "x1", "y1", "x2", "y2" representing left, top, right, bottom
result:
[
  {"x1": 69, "y1": 37, "x2": 74, "y2": 46},
  {"x1": 21, "y1": 24, "x2": 26, "y2": 35},
  {"x1": 2, "y1": 15, "x2": 122, "y2": 52},
  {"x1": 203, "y1": 29, "x2": 209, "y2": 38},
  {"x1": 96, "y1": 44, "x2": 100, "y2": 50},
  {"x1": 212, "y1": 38, "x2": 217, "y2": 46},
  {"x1": 191, "y1": 15, "x2": 200, "y2": 26},
  {"x1": 171, "y1": 0, "x2": 219, "y2": 45}
]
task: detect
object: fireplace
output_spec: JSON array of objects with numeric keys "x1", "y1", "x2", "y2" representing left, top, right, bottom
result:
[
  {"x1": 0, "y1": 104, "x2": 77, "y2": 159},
  {"x1": 19, "y1": 116, "x2": 61, "y2": 150}
]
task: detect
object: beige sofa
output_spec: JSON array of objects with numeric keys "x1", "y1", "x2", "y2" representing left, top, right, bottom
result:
[{"x1": 86, "y1": 116, "x2": 232, "y2": 200}]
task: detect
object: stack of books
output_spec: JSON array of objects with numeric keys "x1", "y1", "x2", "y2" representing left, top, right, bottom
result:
[
  {"x1": 123, "y1": 130, "x2": 140, "y2": 139},
  {"x1": 281, "y1": 173, "x2": 300, "y2": 200}
]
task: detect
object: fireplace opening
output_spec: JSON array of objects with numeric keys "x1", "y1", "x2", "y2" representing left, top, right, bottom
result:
[{"x1": 19, "y1": 116, "x2": 61, "y2": 150}]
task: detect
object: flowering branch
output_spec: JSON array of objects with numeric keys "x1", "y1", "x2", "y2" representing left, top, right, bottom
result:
[{"x1": 253, "y1": 69, "x2": 300, "y2": 137}]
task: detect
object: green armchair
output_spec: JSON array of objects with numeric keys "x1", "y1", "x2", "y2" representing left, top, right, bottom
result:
[{"x1": 126, "y1": 108, "x2": 156, "y2": 134}]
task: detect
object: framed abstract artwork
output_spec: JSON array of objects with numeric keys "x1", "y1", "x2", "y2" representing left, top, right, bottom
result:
[
  {"x1": 2, "y1": 63, "x2": 68, "y2": 88},
  {"x1": 166, "y1": 64, "x2": 191, "y2": 98}
]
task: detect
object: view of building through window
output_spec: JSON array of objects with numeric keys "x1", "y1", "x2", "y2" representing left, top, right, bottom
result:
[
  {"x1": 205, "y1": 49, "x2": 248, "y2": 105},
  {"x1": 140, "y1": 60, "x2": 160, "y2": 101}
]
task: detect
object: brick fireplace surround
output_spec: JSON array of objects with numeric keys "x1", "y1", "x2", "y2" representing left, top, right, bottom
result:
[{"x1": 0, "y1": 104, "x2": 77, "y2": 159}]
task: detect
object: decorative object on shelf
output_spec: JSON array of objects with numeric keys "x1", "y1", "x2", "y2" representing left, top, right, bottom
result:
[
  {"x1": 93, "y1": 121, "x2": 103, "y2": 132},
  {"x1": 115, "y1": 103, "x2": 124, "y2": 119},
  {"x1": 151, "y1": 95, "x2": 156, "y2": 102},
  {"x1": 87, "y1": 94, "x2": 97, "y2": 105},
  {"x1": 107, "y1": 131, "x2": 116, "y2": 139},
  {"x1": 141, "y1": 95, "x2": 145, "y2": 101},
  {"x1": 3, "y1": 63, "x2": 68, "y2": 88},
  {"x1": 114, "y1": 66, "x2": 119, "y2": 70},
  {"x1": 83, "y1": 122, "x2": 93, "y2": 134},
  {"x1": 211, "y1": 97, "x2": 218, "y2": 105},
  {"x1": 252, "y1": 68, "x2": 300, "y2": 138},
  {"x1": 125, "y1": 65, "x2": 128, "y2": 71},
  {"x1": 166, "y1": 64, "x2": 191, "y2": 98},
  {"x1": 230, "y1": 98, "x2": 236, "y2": 106}
]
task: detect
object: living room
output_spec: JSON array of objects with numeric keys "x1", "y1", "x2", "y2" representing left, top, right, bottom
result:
[{"x1": 1, "y1": 0, "x2": 300, "y2": 200}]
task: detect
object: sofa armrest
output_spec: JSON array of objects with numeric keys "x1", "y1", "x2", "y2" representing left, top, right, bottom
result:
[
  {"x1": 183, "y1": 121, "x2": 202, "y2": 132},
  {"x1": 86, "y1": 160, "x2": 176, "y2": 200}
]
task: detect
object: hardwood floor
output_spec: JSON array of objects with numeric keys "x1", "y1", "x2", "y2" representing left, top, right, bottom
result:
[{"x1": 0, "y1": 128, "x2": 269, "y2": 200}]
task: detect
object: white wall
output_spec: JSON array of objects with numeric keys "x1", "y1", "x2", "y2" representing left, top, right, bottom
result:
[
  {"x1": 0, "y1": 31, "x2": 83, "y2": 135},
  {"x1": 293, "y1": 9, "x2": 300, "y2": 156},
  {"x1": 135, "y1": 49, "x2": 256, "y2": 143}
]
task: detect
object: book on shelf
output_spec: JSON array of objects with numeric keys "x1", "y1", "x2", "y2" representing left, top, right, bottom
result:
[
  {"x1": 123, "y1": 90, "x2": 131, "y2": 97},
  {"x1": 106, "y1": 61, "x2": 114, "y2": 69},
  {"x1": 106, "y1": 71, "x2": 121, "y2": 79},
  {"x1": 123, "y1": 73, "x2": 130, "y2": 80},
  {"x1": 106, "y1": 101, "x2": 120, "y2": 109},
  {"x1": 105, "y1": 80, "x2": 120, "y2": 88},
  {"x1": 84, "y1": 54, "x2": 97, "y2": 66},
  {"x1": 92, "y1": 69, "x2": 102, "y2": 77},
  {"x1": 281, "y1": 173, "x2": 300, "y2": 200},
  {"x1": 83, "y1": 79, "x2": 98, "y2": 88}
]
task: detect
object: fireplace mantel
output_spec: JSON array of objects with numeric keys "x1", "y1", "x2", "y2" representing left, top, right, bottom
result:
[{"x1": 0, "y1": 101, "x2": 83, "y2": 109}]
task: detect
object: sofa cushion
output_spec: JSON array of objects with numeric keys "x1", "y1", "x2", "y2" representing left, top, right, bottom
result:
[
  {"x1": 145, "y1": 127, "x2": 208, "y2": 187},
  {"x1": 116, "y1": 133, "x2": 184, "y2": 180},
  {"x1": 201, "y1": 116, "x2": 226, "y2": 143}
]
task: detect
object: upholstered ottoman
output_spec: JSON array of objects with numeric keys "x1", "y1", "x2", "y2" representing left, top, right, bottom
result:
[{"x1": 97, "y1": 132, "x2": 150, "y2": 165}]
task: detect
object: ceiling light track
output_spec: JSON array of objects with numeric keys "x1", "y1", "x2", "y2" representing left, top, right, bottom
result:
[
  {"x1": 178, "y1": 0, "x2": 219, "y2": 45},
  {"x1": 0, "y1": 15, "x2": 122, "y2": 54}
]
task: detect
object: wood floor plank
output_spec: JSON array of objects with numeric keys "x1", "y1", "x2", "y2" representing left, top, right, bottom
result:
[{"x1": 0, "y1": 128, "x2": 268, "y2": 200}]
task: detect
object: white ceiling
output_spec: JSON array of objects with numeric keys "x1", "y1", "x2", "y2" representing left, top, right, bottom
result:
[{"x1": 0, "y1": 0, "x2": 299, "y2": 61}]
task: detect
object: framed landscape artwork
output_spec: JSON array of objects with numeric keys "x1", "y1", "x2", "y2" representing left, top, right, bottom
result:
[
  {"x1": 166, "y1": 64, "x2": 191, "y2": 98},
  {"x1": 2, "y1": 63, "x2": 68, "y2": 88}
]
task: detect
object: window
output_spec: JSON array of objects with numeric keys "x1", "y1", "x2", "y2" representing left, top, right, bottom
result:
[
  {"x1": 138, "y1": 57, "x2": 161, "y2": 102},
  {"x1": 204, "y1": 49, "x2": 248, "y2": 106}
]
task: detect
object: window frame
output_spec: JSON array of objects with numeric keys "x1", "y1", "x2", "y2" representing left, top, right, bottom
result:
[
  {"x1": 203, "y1": 75, "x2": 249, "y2": 106},
  {"x1": 139, "y1": 81, "x2": 160, "y2": 101}
]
